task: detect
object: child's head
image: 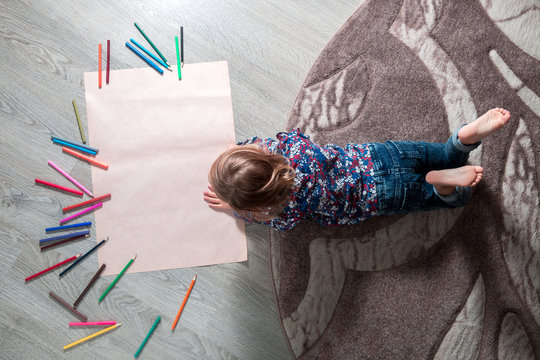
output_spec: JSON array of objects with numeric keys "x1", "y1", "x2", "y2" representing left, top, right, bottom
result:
[{"x1": 209, "y1": 145, "x2": 295, "y2": 217}]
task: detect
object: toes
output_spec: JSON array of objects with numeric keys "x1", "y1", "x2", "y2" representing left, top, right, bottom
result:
[
  {"x1": 470, "y1": 166, "x2": 483, "y2": 186},
  {"x1": 497, "y1": 108, "x2": 511, "y2": 120}
]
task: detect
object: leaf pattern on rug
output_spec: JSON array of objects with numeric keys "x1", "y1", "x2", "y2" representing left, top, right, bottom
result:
[
  {"x1": 498, "y1": 313, "x2": 536, "y2": 360},
  {"x1": 489, "y1": 49, "x2": 540, "y2": 117},
  {"x1": 501, "y1": 119, "x2": 540, "y2": 327},
  {"x1": 292, "y1": 55, "x2": 369, "y2": 134},
  {"x1": 434, "y1": 274, "x2": 485, "y2": 360},
  {"x1": 479, "y1": 0, "x2": 540, "y2": 61}
]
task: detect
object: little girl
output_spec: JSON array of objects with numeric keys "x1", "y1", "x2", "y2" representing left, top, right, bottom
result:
[{"x1": 203, "y1": 108, "x2": 511, "y2": 231}]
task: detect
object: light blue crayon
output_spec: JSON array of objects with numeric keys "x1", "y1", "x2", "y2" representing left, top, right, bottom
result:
[
  {"x1": 130, "y1": 38, "x2": 170, "y2": 70},
  {"x1": 51, "y1": 136, "x2": 99, "y2": 152},
  {"x1": 52, "y1": 138, "x2": 97, "y2": 155}
]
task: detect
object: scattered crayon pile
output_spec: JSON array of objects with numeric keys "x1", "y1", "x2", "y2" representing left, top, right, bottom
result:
[
  {"x1": 25, "y1": 23, "x2": 198, "y2": 356},
  {"x1": 124, "y1": 23, "x2": 184, "y2": 79}
]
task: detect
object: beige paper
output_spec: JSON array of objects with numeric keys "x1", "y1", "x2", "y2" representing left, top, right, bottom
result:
[{"x1": 84, "y1": 61, "x2": 246, "y2": 276}]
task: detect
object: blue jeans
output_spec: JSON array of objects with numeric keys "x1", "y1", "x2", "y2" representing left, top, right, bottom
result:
[{"x1": 368, "y1": 126, "x2": 481, "y2": 215}]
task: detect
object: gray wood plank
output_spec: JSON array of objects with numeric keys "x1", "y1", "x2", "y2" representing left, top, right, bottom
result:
[{"x1": 0, "y1": 0, "x2": 361, "y2": 358}]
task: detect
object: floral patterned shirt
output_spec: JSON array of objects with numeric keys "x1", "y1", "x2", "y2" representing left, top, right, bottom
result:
[{"x1": 236, "y1": 129, "x2": 378, "y2": 230}]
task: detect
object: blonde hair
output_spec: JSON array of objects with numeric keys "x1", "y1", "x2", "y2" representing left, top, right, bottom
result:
[{"x1": 209, "y1": 144, "x2": 295, "y2": 220}]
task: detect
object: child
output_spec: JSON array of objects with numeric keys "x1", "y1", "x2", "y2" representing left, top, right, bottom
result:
[{"x1": 203, "y1": 108, "x2": 511, "y2": 231}]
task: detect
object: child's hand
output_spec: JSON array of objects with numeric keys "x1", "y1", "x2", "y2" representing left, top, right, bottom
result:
[{"x1": 203, "y1": 185, "x2": 232, "y2": 210}]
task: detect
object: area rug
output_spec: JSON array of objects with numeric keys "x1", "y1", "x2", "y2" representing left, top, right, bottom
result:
[{"x1": 269, "y1": 0, "x2": 540, "y2": 359}]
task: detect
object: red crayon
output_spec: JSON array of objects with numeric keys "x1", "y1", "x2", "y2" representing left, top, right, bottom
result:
[
  {"x1": 35, "y1": 179, "x2": 83, "y2": 196},
  {"x1": 63, "y1": 193, "x2": 111, "y2": 213},
  {"x1": 25, "y1": 254, "x2": 81, "y2": 282},
  {"x1": 106, "y1": 40, "x2": 110, "y2": 84}
]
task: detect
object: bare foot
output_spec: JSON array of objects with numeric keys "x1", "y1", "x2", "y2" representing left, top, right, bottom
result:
[
  {"x1": 458, "y1": 108, "x2": 511, "y2": 144},
  {"x1": 426, "y1": 166, "x2": 483, "y2": 195}
]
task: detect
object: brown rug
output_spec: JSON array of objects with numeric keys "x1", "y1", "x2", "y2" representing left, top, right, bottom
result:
[{"x1": 269, "y1": 0, "x2": 540, "y2": 359}]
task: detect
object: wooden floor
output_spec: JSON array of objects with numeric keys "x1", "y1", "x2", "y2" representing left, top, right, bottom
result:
[{"x1": 0, "y1": 1, "x2": 360, "y2": 359}]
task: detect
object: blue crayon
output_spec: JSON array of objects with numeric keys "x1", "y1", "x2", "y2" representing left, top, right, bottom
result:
[
  {"x1": 39, "y1": 230, "x2": 90, "y2": 245},
  {"x1": 125, "y1": 42, "x2": 164, "y2": 74},
  {"x1": 46, "y1": 222, "x2": 92, "y2": 233}
]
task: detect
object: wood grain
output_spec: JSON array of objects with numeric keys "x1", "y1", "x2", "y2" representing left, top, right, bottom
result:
[{"x1": 0, "y1": 0, "x2": 360, "y2": 358}]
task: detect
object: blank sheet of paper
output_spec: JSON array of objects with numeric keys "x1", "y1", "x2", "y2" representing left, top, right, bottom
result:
[{"x1": 84, "y1": 61, "x2": 247, "y2": 276}]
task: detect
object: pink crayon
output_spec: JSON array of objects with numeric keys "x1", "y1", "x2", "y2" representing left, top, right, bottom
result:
[
  {"x1": 60, "y1": 203, "x2": 102, "y2": 224},
  {"x1": 69, "y1": 321, "x2": 116, "y2": 327},
  {"x1": 48, "y1": 160, "x2": 94, "y2": 198}
]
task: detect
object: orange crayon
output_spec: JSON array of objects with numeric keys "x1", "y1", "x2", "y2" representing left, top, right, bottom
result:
[{"x1": 62, "y1": 147, "x2": 108, "y2": 169}]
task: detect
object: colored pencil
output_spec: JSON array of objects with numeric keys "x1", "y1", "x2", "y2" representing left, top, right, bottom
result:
[
  {"x1": 171, "y1": 275, "x2": 197, "y2": 330},
  {"x1": 134, "y1": 22, "x2": 169, "y2": 65},
  {"x1": 40, "y1": 234, "x2": 88, "y2": 251},
  {"x1": 59, "y1": 202, "x2": 102, "y2": 224},
  {"x1": 39, "y1": 230, "x2": 90, "y2": 245},
  {"x1": 134, "y1": 316, "x2": 161, "y2": 358},
  {"x1": 130, "y1": 38, "x2": 171, "y2": 71},
  {"x1": 48, "y1": 160, "x2": 94, "y2": 198},
  {"x1": 46, "y1": 222, "x2": 92, "y2": 232},
  {"x1": 72, "y1": 100, "x2": 86, "y2": 144},
  {"x1": 175, "y1": 36, "x2": 181, "y2": 80},
  {"x1": 73, "y1": 264, "x2": 106, "y2": 308},
  {"x1": 98, "y1": 255, "x2": 136, "y2": 302},
  {"x1": 98, "y1": 43, "x2": 102, "y2": 88},
  {"x1": 35, "y1": 179, "x2": 83, "y2": 196},
  {"x1": 59, "y1": 202, "x2": 102, "y2": 225},
  {"x1": 180, "y1": 26, "x2": 184, "y2": 66},
  {"x1": 62, "y1": 147, "x2": 109, "y2": 169},
  {"x1": 63, "y1": 194, "x2": 111, "y2": 213},
  {"x1": 106, "y1": 40, "x2": 110, "y2": 84},
  {"x1": 52, "y1": 139, "x2": 97, "y2": 155},
  {"x1": 51, "y1": 136, "x2": 99, "y2": 154},
  {"x1": 59, "y1": 238, "x2": 108, "y2": 278},
  {"x1": 69, "y1": 321, "x2": 116, "y2": 327},
  {"x1": 63, "y1": 323, "x2": 121, "y2": 350},
  {"x1": 49, "y1": 291, "x2": 88, "y2": 321},
  {"x1": 125, "y1": 42, "x2": 163, "y2": 75},
  {"x1": 25, "y1": 254, "x2": 81, "y2": 282}
]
